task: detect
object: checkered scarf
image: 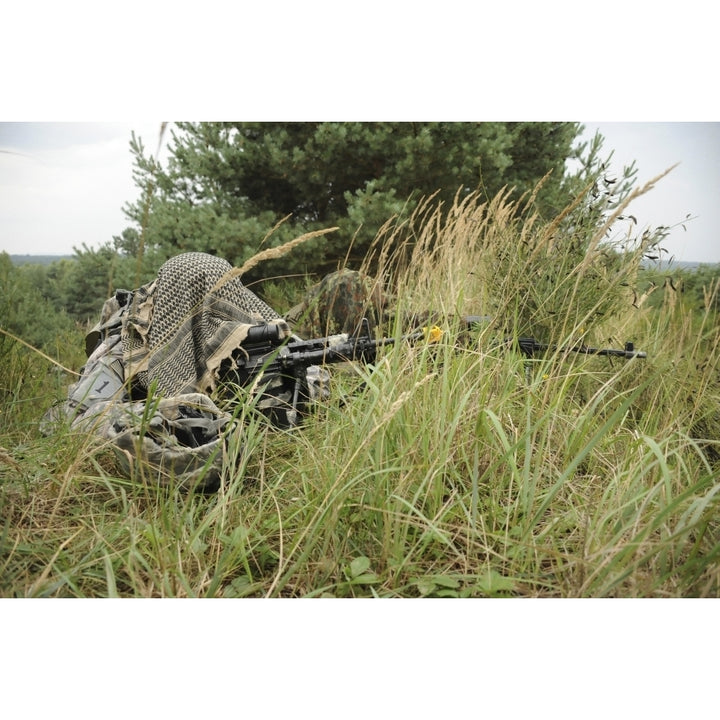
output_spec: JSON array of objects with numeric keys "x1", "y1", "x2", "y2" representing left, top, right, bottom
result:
[{"x1": 122, "y1": 252, "x2": 286, "y2": 396}]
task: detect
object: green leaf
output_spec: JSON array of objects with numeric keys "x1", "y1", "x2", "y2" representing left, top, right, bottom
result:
[
  {"x1": 103, "y1": 552, "x2": 118, "y2": 598},
  {"x1": 412, "y1": 575, "x2": 460, "y2": 596},
  {"x1": 474, "y1": 570, "x2": 516, "y2": 596},
  {"x1": 431, "y1": 574, "x2": 460, "y2": 589},
  {"x1": 413, "y1": 578, "x2": 437, "y2": 596},
  {"x1": 191, "y1": 536, "x2": 208, "y2": 553},
  {"x1": 222, "y1": 575, "x2": 252, "y2": 598},
  {"x1": 348, "y1": 556, "x2": 371, "y2": 579},
  {"x1": 435, "y1": 588, "x2": 460, "y2": 598},
  {"x1": 349, "y1": 573, "x2": 380, "y2": 585}
]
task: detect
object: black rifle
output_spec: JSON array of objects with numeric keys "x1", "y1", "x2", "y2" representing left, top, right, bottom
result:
[
  {"x1": 513, "y1": 337, "x2": 647, "y2": 359},
  {"x1": 221, "y1": 317, "x2": 646, "y2": 426},
  {"x1": 221, "y1": 318, "x2": 446, "y2": 426}
]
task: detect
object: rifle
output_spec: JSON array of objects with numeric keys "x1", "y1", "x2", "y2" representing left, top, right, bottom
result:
[
  {"x1": 454, "y1": 316, "x2": 646, "y2": 359},
  {"x1": 220, "y1": 318, "x2": 443, "y2": 426},
  {"x1": 221, "y1": 317, "x2": 646, "y2": 427},
  {"x1": 513, "y1": 337, "x2": 647, "y2": 359}
]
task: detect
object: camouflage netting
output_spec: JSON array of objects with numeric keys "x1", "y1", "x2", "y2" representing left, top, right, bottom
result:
[
  {"x1": 122, "y1": 252, "x2": 285, "y2": 396},
  {"x1": 285, "y1": 268, "x2": 386, "y2": 337}
]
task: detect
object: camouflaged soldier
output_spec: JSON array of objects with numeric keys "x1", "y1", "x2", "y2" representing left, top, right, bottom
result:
[
  {"x1": 46, "y1": 256, "x2": 386, "y2": 492},
  {"x1": 285, "y1": 268, "x2": 386, "y2": 338}
]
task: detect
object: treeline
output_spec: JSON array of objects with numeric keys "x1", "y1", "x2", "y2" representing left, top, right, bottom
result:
[
  {"x1": 638, "y1": 262, "x2": 720, "y2": 313},
  {"x1": 122, "y1": 122, "x2": 589, "y2": 279},
  {"x1": 0, "y1": 244, "x2": 167, "y2": 356}
]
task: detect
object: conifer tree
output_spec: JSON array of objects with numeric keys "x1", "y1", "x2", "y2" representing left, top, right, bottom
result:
[{"x1": 122, "y1": 122, "x2": 583, "y2": 278}]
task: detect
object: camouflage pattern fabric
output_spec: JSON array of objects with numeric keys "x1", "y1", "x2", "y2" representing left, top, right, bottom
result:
[
  {"x1": 46, "y1": 253, "x2": 289, "y2": 491},
  {"x1": 285, "y1": 268, "x2": 386, "y2": 338},
  {"x1": 106, "y1": 393, "x2": 232, "y2": 493},
  {"x1": 46, "y1": 255, "x2": 384, "y2": 492},
  {"x1": 84, "y1": 289, "x2": 132, "y2": 357}
]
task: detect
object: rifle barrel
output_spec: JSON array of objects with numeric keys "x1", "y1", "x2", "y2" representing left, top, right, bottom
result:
[{"x1": 516, "y1": 337, "x2": 646, "y2": 359}]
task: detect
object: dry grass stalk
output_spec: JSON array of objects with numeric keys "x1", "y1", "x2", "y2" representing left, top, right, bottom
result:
[
  {"x1": 582, "y1": 164, "x2": 679, "y2": 270},
  {"x1": 0, "y1": 326, "x2": 81, "y2": 377},
  {"x1": 210, "y1": 226, "x2": 339, "y2": 294}
]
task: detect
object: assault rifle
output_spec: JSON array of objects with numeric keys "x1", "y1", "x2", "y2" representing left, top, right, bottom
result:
[
  {"x1": 221, "y1": 318, "x2": 435, "y2": 426},
  {"x1": 221, "y1": 317, "x2": 646, "y2": 426}
]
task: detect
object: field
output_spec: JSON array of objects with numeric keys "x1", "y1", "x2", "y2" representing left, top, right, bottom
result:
[{"x1": 1, "y1": 187, "x2": 718, "y2": 599}]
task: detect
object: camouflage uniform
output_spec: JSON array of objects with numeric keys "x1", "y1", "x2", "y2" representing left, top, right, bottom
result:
[{"x1": 285, "y1": 268, "x2": 387, "y2": 338}]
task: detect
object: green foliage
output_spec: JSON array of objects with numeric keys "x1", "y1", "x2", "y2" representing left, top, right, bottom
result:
[
  {"x1": 0, "y1": 256, "x2": 86, "y2": 445},
  {"x1": 639, "y1": 263, "x2": 720, "y2": 314},
  {"x1": 6, "y1": 123, "x2": 629, "y2": 332},
  {"x1": 3, "y1": 238, "x2": 167, "y2": 329},
  {"x1": 1, "y1": 181, "x2": 718, "y2": 599},
  {"x1": 122, "y1": 122, "x2": 584, "y2": 279},
  {"x1": 362, "y1": 167, "x2": 659, "y2": 343},
  {"x1": 0, "y1": 252, "x2": 76, "y2": 351},
  {"x1": 2, "y1": 124, "x2": 714, "y2": 598}
]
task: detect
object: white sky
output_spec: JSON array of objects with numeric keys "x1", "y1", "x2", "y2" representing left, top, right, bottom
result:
[
  {"x1": 0, "y1": 122, "x2": 167, "y2": 257},
  {"x1": 578, "y1": 122, "x2": 720, "y2": 264},
  {"x1": 1, "y1": 121, "x2": 718, "y2": 263}
]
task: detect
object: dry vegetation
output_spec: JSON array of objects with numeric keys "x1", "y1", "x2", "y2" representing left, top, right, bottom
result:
[{"x1": 1, "y1": 182, "x2": 718, "y2": 598}]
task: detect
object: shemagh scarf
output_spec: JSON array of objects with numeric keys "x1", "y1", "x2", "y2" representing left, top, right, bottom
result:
[{"x1": 122, "y1": 252, "x2": 289, "y2": 396}]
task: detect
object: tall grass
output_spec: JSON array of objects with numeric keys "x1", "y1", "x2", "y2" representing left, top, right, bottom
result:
[{"x1": 1, "y1": 184, "x2": 718, "y2": 597}]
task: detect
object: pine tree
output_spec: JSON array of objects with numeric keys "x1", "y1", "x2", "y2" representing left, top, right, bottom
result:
[{"x1": 122, "y1": 122, "x2": 584, "y2": 279}]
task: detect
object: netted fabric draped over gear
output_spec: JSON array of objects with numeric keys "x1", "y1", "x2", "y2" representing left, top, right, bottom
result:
[
  {"x1": 44, "y1": 252, "x2": 297, "y2": 492},
  {"x1": 45, "y1": 252, "x2": 369, "y2": 492},
  {"x1": 122, "y1": 252, "x2": 285, "y2": 397}
]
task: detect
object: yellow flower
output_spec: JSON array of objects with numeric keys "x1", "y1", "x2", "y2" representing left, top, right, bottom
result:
[{"x1": 424, "y1": 326, "x2": 444, "y2": 343}]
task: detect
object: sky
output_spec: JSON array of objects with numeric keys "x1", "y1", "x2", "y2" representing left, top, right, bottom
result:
[
  {"x1": 0, "y1": 122, "x2": 167, "y2": 257},
  {"x1": 576, "y1": 122, "x2": 720, "y2": 264},
  {"x1": 0, "y1": 121, "x2": 718, "y2": 264}
]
